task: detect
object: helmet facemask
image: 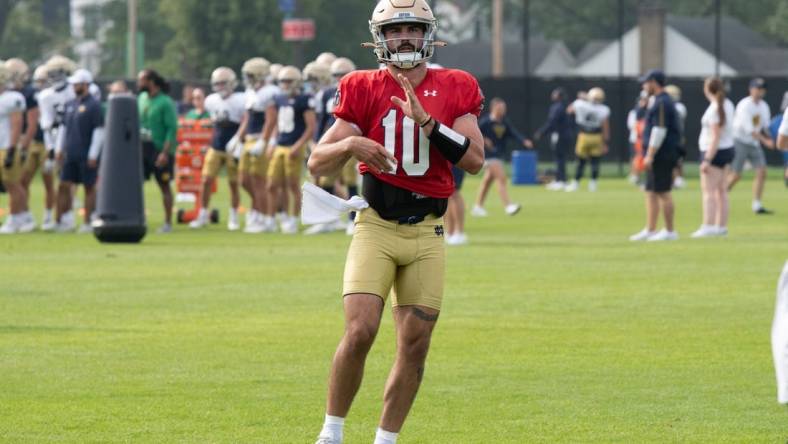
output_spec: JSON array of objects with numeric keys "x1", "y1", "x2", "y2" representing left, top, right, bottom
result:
[{"x1": 370, "y1": 20, "x2": 437, "y2": 69}]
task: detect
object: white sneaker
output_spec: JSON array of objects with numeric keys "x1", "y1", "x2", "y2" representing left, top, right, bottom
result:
[
  {"x1": 243, "y1": 218, "x2": 264, "y2": 234},
  {"x1": 588, "y1": 180, "x2": 598, "y2": 192},
  {"x1": 673, "y1": 176, "x2": 686, "y2": 189},
  {"x1": 0, "y1": 217, "x2": 18, "y2": 234},
  {"x1": 564, "y1": 180, "x2": 579, "y2": 192},
  {"x1": 262, "y1": 216, "x2": 278, "y2": 233},
  {"x1": 227, "y1": 209, "x2": 240, "y2": 231},
  {"x1": 189, "y1": 212, "x2": 209, "y2": 229},
  {"x1": 715, "y1": 226, "x2": 728, "y2": 237},
  {"x1": 345, "y1": 221, "x2": 355, "y2": 235},
  {"x1": 315, "y1": 436, "x2": 340, "y2": 444},
  {"x1": 41, "y1": 211, "x2": 56, "y2": 231},
  {"x1": 17, "y1": 213, "x2": 36, "y2": 233},
  {"x1": 281, "y1": 217, "x2": 298, "y2": 234},
  {"x1": 304, "y1": 222, "x2": 333, "y2": 235},
  {"x1": 447, "y1": 232, "x2": 468, "y2": 246},
  {"x1": 157, "y1": 223, "x2": 173, "y2": 234},
  {"x1": 629, "y1": 228, "x2": 655, "y2": 241},
  {"x1": 691, "y1": 225, "x2": 717, "y2": 238},
  {"x1": 505, "y1": 203, "x2": 521, "y2": 216},
  {"x1": 628, "y1": 174, "x2": 638, "y2": 184},
  {"x1": 77, "y1": 224, "x2": 93, "y2": 234},
  {"x1": 471, "y1": 205, "x2": 488, "y2": 217},
  {"x1": 546, "y1": 181, "x2": 565, "y2": 191},
  {"x1": 647, "y1": 229, "x2": 678, "y2": 242}
]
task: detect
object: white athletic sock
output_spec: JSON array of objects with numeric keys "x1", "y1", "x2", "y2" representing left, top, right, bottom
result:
[
  {"x1": 753, "y1": 200, "x2": 762, "y2": 211},
  {"x1": 319, "y1": 414, "x2": 344, "y2": 441},
  {"x1": 373, "y1": 428, "x2": 398, "y2": 444},
  {"x1": 44, "y1": 208, "x2": 53, "y2": 219},
  {"x1": 198, "y1": 208, "x2": 208, "y2": 218}
]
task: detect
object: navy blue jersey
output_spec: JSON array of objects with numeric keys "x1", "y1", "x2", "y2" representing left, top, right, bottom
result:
[
  {"x1": 478, "y1": 115, "x2": 526, "y2": 159},
  {"x1": 315, "y1": 86, "x2": 337, "y2": 141},
  {"x1": 18, "y1": 84, "x2": 38, "y2": 138},
  {"x1": 537, "y1": 101, "x2": 573, "y2": 141},
  {"x1": 643, "y1": 92, "x2": 680, "y2": 160},
  {"x1": 62, "y1": 94, "x2": 103, "y2": 160},
  {"x1": 247, "y1": 109, "x2": 265, "y2": 134},
  {"x1": 275, "y1": 93, "x2": 314, "y2": 147}
]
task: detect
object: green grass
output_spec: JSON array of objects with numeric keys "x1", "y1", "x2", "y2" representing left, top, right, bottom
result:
[{"x1": 1, "y1": 168, "x2": 788, "y2": 443}]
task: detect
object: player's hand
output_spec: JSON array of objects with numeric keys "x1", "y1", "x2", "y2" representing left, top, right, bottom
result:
[
  {"x1": 764, "y1": 138, "x2": 775, "y2": 150},
  {"x1": 3, "y1": 147, "x2": 15, "y2": 169},
  {"x1": 250, "y1": 138, "x2": 266, "y2": 156},
  {"x1": 289, "y1": 145, "x2": 302, "y2": 160},
  {"x1": 484, "y1": 137, "x2": 493, "y2": 150},
  {"x1": 155, "y1": 151, "x2": 168, "y2": 168},
  {"x1": 390, "y1": 74, "x2": 429, "y2": 126},
  {"x1": 700, "y1": 160, "x2": 710, "y2": 175},
  {"x1": 349, "y1": 136, "x2": 396, "y2": 174},
  {"x1": 524, "y1": 139, "x2": 534, "y2": 149},
  {"x1": 56, "y1": 150, "x2": 65, "y2": 166},
  {"x1": 88, "y1": 158, "x2": 98, "y2": 169},
  {"x1": 643, "y1": 154, "x2": 653, "y2": 170}
]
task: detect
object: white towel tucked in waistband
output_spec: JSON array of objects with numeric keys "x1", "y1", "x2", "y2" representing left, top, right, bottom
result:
[
  {"x1": 772, "y1": 261, "x2": 788, "y2": 404},
  {"x1": 301, "y1": 182, "x2": 369, "y2": 225}
]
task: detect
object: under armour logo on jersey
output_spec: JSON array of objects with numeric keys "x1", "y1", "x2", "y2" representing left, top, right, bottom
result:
[{"x1": 423, "y1": 90, "x2": 438, "y2": 97}]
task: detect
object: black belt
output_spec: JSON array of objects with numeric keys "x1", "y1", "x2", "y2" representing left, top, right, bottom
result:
[{"x1": 397, "y1": 215, "x2": 426, "y2": 225}]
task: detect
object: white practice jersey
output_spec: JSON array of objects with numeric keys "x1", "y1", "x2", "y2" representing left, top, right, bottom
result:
[
  {"x1": 245, "y1": 84, "x2": 279, "y2": 112},
  {"x1": 0, "y1": 90, "x2": 26, "y2": 149},
  {"x1": 779, "y1": 107, "x2": 788, "y2": 137},
  {"x1": 572, "y1": 99, "x2": 610, "y2": 133},
  {"x1": 38, "y1": 85, "x2": 76, "y2": 150},
  {"x1": 733, "y1": 96, "x2": 771, "y2": 146},
  {"x1": 205, "y1": 91, "x2": 246, "y2": 124}
]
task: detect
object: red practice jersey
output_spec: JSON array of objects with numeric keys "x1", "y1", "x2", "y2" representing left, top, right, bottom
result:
[{"x1": 333, "y1": 68, "x2": 483, "y2": 198}]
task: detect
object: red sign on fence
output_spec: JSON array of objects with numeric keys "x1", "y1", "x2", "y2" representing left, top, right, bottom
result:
[{"x1": 282, "y1": 18, "x2": 316, "y2": 41}]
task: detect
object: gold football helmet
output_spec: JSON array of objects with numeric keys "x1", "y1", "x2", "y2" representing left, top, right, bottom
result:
[
  {"x1": 33, "y1": 65, "x2": 49, "y2": 90},
  {"x1": 315, "y1": 52, "x2": 337, "y2": 67},
  {"x1": 4, "y1": 58, "x2": 29, "y2": 87},
  {"x1": 588, "y1": 87, "x2": 605, "y2": 103},
  {"x1": 303, "y1": 61, "x2": 331, "y2": 87},
  {"x1": 45, "y1": 55, "x2": 77, "y2": 85},
  {"x1": 330, "y1": 58, "x2": 356, "y2": 79},
  {"x1": 211, "y1": 67, "x2": 238, "y2": 98},
  {"x1": 277, "y1": 65, "x2": 302, "y2": 95},
  {"x1": 366, "y1": 0, "x2": 439, "y2": 69},
  {"x1": 241, "y1": 57, "x2": 271, "y2": 89}
]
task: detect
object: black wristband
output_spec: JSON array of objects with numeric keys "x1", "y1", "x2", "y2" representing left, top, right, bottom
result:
[
  {"x1": 428, "y1": 121, "x2": 470, "y2": 164},
  {"x1": 419, "y1": 116, "x2": 433, "y2": 128}
]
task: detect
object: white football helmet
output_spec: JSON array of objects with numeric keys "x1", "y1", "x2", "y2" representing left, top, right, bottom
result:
[
  {"x1": 277, "y1": 66, "x2": 302, "y2": 95},
  {"x1": 241, "y1": 57, "x2": 271, "y2": 89},
  {"x1": 211, "y1": 67, "x2": 238, "y2": 98},
  {"x1": 4, "y1": 58, "x2": 29, "y2": 87},
  {"x1": 45, "y1": 55, "x2": 77, "y2": 86},
  {"x1": 367, "y1": 0, "x2": 438, "y2": 69},
  {"x1": 33, "y1": 65, "x2": 49, "y2": 90},
  {"x1": 315, "y1": 52, "x2": 337, "y2": 67},
  {"x1": 330, "y1": 58, "x2": 356, "y2": 80}
]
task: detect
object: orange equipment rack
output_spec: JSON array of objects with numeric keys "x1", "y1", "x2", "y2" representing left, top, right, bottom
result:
[{"x1": 175, "y1": 117, "x2": 219, "y2": 224}]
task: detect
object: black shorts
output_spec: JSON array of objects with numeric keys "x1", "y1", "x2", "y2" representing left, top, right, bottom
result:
[
  {"x1": 60, "y1": 156, "x2": 97, "y2": 187},
  {"x1": 645, "y1": 156, "x2": 677, "y2": 193},
  {"x1": 452, "y1": 165, "x2": 465, "y2": 190},
  {"x1": 703, "y1": 148, "x2": 734, "y2": 168},
  {"x1": 142, "y1": 141, "x2": 174, "y2": 185}
]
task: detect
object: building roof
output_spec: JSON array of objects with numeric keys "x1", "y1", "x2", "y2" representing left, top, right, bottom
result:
[{"x1": 434, "y1": 35, "x2": 568, "y2": 77}]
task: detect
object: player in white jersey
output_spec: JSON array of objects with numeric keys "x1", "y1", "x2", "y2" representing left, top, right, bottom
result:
[
  {"x1": 237, "y1": 57, "x2": 280, "y2": 233},
  {"x1": 189, "y1": 67, "x2": 246, "y2": 231},
  {"x1": 728, "y1": 78, "x2": 775, "y2": 214},
  {"x1": 37, "y1": 56, "x2": 78, "y2": 229},
  {"x1": 566, "y1": 87, "x2": 610, "y2": 192},
  {"x1": 0, "y1": 62, "x2": 30, "y2": 234}
]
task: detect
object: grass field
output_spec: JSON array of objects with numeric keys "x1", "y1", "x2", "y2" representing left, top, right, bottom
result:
[{"x1": 1, "y1": 169, "x2": 787, "y2": 443}]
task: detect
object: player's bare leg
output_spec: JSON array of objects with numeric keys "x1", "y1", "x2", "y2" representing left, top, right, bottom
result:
[
  {"x1": 253, "y1": 175, "x2": 267, "y2": 215},
  {"x1": 84, "y1": 184, "x2": 96, "y2": 225},
  {"x1": 157, "y1": 180, "x2": 173, "y2": 225},
  {"x1": 658, "y1": 192, "x2": 674, "y2": 232},
  {"x1": 490, "y1": 162, "x2": 512, "y2": 207},
  {"x1": 287, "y1": 176, "x2": 302, "y2": 215},
  {"x1": 475, "y1": 168, "x2": 493, "y2": 208},
  {"x1": 726, "y1": 171, "x2": 741, "y2": 191},
  {"x1": 645, "y1": 192, "x2": 658, "y2": 232},
  {"x1": 379, "y1": 305, "x2": 439, "y2": 433},
  {"x1": 325, "y1": 293, "x2": 384, "y2": 416},
  {"x1": 753, "y1": 166, "x2": 766, "y2": 207}
]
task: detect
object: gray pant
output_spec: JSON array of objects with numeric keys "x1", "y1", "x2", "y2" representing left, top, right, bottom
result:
[{"x1": 732, "y1": 139, "x2": 766, "y2": 173}]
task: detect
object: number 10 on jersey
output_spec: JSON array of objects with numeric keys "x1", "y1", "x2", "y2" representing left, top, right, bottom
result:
[{"x1": 381, "y1": 109, "x2": 429, "y2": 176}]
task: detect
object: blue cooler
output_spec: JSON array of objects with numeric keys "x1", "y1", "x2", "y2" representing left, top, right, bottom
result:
[{"x1": 511, "y1": 150, "x2": 538, "y2": 185}]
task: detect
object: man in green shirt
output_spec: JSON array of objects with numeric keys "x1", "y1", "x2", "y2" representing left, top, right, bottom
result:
[{"x1": 137, "y1": 69, "x2": 178, "y2": 233}]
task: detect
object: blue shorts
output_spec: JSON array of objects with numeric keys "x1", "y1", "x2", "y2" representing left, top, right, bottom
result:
[
  {"x1": 452, "y1": 166, "x2": 465, "y2": 190},
  {"x1": 60, "y1": 156, "x2": 98, "y2": 186}
]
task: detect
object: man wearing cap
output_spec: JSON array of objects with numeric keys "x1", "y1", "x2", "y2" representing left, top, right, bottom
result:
[
  {"x1": 54, "y1": 69, "x2": 104, "y2": 233},
  {"x1": 729, "y1": 78, "x2": 774, "y2": 214},
  {"x1": 535, "y1": 87, "x2": 574, "y2": 190},
  {"x1": 630, "y1": 70, "x2": 681, "y2": 242}
]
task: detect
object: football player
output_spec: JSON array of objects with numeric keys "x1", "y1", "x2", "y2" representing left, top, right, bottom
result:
[
  {"x1": 4, "y1": 58, "x2": 38, "y2": 232},
  {"x1": 0, "y1": 62, "x2": 29, "y2": 234},
  {"x1": 237, "y1": 57, "x2": 279, "y2": 233},
  {"x1": 260, "y1": 66, "x2": 315, "y2": 234},
  {"x1": 37, "y1": 55, "x2": 78, "y2": 230},
  {"x1": 189, "y1": 67, "x2": 245, "y2": 231},
  {"x1": 307, "y1": 1, "x2": 484, "y2": 442},
  {"x1": 565, "y1": 87, "x2": 610, "y2": 192}
]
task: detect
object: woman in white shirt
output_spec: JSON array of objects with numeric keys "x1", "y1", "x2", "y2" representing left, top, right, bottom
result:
[{"x1": 692, "y1": 77, "x2": 735, "y2": 238}]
